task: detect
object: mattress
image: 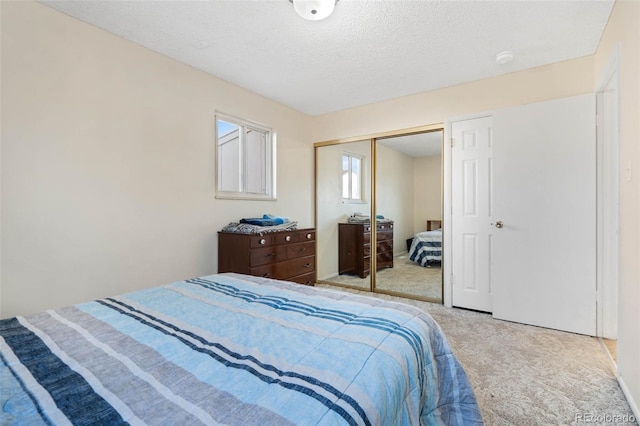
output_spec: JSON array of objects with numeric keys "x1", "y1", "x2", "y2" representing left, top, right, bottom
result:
[
  {"x1": 1, "y1": 272, "x2": 482, "y2": 425},
  {"x1": 409, "y1": 229, "x2": 443, "y2": 267}
]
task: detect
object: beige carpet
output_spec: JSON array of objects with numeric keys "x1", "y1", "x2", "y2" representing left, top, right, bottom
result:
[
  {"x1": 316, "y1": 284, "x2": 637, "y2": 426},
  {"x1": 324, "y1": 256, "x2": 443, "y2": 300}
]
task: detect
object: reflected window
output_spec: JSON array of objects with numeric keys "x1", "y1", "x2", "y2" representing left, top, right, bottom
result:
[
  {"x1": 216, "y1": 113, "x2": 275, "y2": 200},
  {"x1": 342, "y1": 153, "x2": 363, "y2": 202}
]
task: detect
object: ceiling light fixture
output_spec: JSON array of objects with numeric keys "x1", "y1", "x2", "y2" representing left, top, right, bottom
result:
[
  {"x1": 290, "y1": 0, "x2": 338, "y2": 21},
  {"x1": 496, "y1": 51, "x2": 515, "y2": 65}
]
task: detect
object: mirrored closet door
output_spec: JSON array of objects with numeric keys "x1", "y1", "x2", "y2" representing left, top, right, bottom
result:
[
  {"x1": 315, "y1": 125, "x2": 444, "y2": 303},
  {"x1": 316, "y1": 139, "x2": 371, "y2": 291},
  {"x1": 374, "y1": 131, "x2": 443, "y2": 302}
]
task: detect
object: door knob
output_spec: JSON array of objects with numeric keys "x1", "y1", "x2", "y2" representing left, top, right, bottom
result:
[{"x1": 492, "y1": 221, "x2": 504, "y2": 229}]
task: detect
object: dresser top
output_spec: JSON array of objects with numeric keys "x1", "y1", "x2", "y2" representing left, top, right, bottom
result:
[{"x1": 218, "y1": 227, "x2": 315, "y2": 235}]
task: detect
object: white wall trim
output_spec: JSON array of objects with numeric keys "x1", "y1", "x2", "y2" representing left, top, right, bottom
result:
[
  {"x1": 618, "y1": 376, "x2": 640, "y2": 422},
  {"x1": 596, "y1": 43, "x2": 621, "y2": 91},
  {"x1": 595, "y1": 43, "x2": 621, "y2": 339},
  {"x1": 443, "y1": 123, "x2": 452, "y2": 307}
]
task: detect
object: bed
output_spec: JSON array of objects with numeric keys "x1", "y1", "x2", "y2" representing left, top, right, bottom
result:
[
  {"x1": 409, "y1": 229, "x2": 442, "y2": 267},
  {"x1": 1, "y1": 273, "x2": 482, "y2": 425}
]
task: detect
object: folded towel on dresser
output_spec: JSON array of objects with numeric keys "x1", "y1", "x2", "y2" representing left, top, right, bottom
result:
[
  {"x1": 263, "y1": 214, "x2": 290, "y2": 224},
  {"x1": 240, "y1": 218, "x2": 279, "y2": 226},
  {"x1": 347, "y1": 213, "x2": 393, "y2": 224}
]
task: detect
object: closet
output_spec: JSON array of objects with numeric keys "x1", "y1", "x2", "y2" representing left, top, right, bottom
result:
[{"x1": 315, "y1": 125, "x2": 444, "y2": 302}]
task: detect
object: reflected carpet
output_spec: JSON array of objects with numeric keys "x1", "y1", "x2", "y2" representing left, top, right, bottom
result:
[{"x1": 324, "y1": 256, "x2": 442, "y2": 300}]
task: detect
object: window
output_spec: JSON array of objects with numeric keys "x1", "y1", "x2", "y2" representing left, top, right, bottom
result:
[
  {"x1": 342, "y1": 153, "x2": 363, "y2": 202},
  {"x1": 215, "y1": 113, "x2": 275, "y2": 200}
]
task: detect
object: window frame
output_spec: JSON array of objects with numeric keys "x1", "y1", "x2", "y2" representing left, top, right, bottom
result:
[
  {"x1": 342, "y1": 152, "x2": 365, "y2": 203},
  {"x1": 215, "y1": 112, "x2": 276, "y2": 201}
]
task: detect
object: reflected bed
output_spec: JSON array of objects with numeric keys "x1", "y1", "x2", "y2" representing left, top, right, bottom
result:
[{"x1": 409, "y1": 229, "x2": 443, "y2": 267}]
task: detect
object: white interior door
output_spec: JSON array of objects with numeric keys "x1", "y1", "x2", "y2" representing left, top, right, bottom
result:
[
  {"x1": 492, "y1": 94, "x2": 596, "y2": 336},
  {"x1": 451, "y1": 116, "x2": 494, "y2": 312}
]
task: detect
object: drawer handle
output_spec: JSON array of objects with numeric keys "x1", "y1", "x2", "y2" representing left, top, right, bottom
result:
[
  {"x1": 303, "y1": 263, "x2": 311, "y2": 268},
  {"x1": 296, "y1": 247, "x2": 306, "y2": 253},
  {"x1": 285, "y1": 235, "x2": 291, "y2": 242},
  {"x1": 306, "y1": 233, "x2": 312, "y2": 239},
  {"x1": 265, "y1": 252, "x2": 275, "y2": 257},
  {"x1": 381, "y1": 225, "x2": 385, "y2": 229},
  {"x1": 259, "y1": 239, "x2": 266, "y2": 245}
]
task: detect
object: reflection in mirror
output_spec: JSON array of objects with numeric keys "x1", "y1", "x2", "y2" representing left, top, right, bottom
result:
[
  {"x1": 374, "y1": 131, "x2": 443, "y2": 302},
  {"x1": 316, "y1": 140, "x2": 371, "y2": 290}
]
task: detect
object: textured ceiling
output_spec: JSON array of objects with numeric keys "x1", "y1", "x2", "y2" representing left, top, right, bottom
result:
[{"x1": 40, "y1": 0, "x2": 614, "y2": 116}]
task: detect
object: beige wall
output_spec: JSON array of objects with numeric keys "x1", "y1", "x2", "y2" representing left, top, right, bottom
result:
[
  {"x1": 0, "y1": 1, "x2": 314, "y2": 317},
  {"x1": 375, "y1": 144, "x2": 415, "y2": 254},
  {"x1": 315, "y1": 141, "x2": 371, "y2": 279},
  {"x1": 594, "y1": 0, "x2": 640, "y2": 415},
  {"x1": 311, "y1": 56, "x2": 594, "y2": 141},
  {"x1": 413, "y1": 155, "x2": 442, "y2": 234}
]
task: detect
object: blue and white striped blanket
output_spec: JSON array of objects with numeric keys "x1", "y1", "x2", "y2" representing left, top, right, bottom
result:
[
  {"x1": 1, "y1": 273, "x2": 482, "y2": 425},
  {"x1": 409, "y1": 230, "x2": 443, "y2": 267}
]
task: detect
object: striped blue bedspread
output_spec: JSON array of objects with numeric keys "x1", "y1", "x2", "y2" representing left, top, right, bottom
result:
[
  {"x1": 1, "y1": 273, "x2": 482, "y2": 425},
  {"x1": 409, "y1": 230, "x2": 443, "y2": 267}
]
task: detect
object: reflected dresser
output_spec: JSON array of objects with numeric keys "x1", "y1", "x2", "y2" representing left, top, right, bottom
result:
[{"x1": 338, "y1": 222, "x2": 394, "y2": 278}]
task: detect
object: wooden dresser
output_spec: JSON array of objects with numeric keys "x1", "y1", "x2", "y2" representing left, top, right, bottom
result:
[
  {"x1": 218, "y1": 228, "x2": 316, "y2": 286},
  {"x1": 338, "y1": 222, "x2": 394, "y2": 278}
]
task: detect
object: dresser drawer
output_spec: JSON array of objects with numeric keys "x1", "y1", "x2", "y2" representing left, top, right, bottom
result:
[
  {"x1": 287, "y1": 241, "x2": 315, "y2": 259},
  {"x1": 250, "y1": 264, "x2": 277, "y2": 279},
  {"x1": 363, "y1": 232, "x2": 371, "y2": 244},
  {"x1": 377, "y1": 230, "x2": 393, "y2": 242},
  {"x1": 376, "y1": 240, "x2": 393, "y2": 253},
  {"x1": 288, "y1": 272, "x2": 316, "y2": 286},
  {"x1": 250, "y1": 245, "x2": 287, "y2": 267},
  {"x1": 377, "y1": 223, "x2": 393, "y2": 232},
  {"x1": 282, "y1": 256, "x2": 315, "y2": 278},
  {"x1": 273, "y1": 232, "x2": 300, "y2": 244},
  {"x1": 250, "y1": 256, "x2": 315, "y2": 280},
  {"x1": 376, "y1": 249, "x2": 394, "y2": 263},
  {"x1": 250, "y1": 235, "x2": 273, "y2": 248},
  {"x1": 377, "y1": 259, "x2": 393, "y2": 270},
  {"x1": 301, "y1": 230, "x2": 315, "y2": 242}
]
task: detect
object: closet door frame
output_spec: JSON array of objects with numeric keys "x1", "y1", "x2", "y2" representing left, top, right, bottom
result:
[{"x1": 314, "y1": 123, "x2": 444, "y2": 301}]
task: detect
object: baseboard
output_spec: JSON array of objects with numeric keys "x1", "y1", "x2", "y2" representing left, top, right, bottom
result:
[
  {"x1": 617, "y1": 375, "x2": 640, "y2": 421},
  {"x1": 597, "y1": 338, "x2": 617, "y2": 374},
  {"x1": 318, "y1": 273, "x2": 337, "y2": 281}
]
